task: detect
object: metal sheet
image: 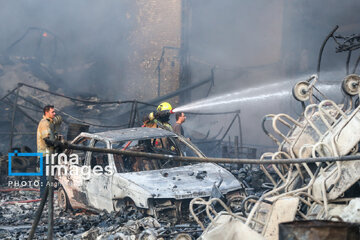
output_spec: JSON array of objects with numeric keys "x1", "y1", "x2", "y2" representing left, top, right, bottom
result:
[{"x1": 113, "y1": 163, "x2": 242, "y2": 199}]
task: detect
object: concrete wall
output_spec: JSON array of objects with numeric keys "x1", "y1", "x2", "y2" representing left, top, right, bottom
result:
[{"x1": 123, "y1": 0, "x2": 181, "y2": 103}]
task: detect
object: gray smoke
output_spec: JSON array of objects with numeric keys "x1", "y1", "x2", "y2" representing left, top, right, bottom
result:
[{"x1": 0, "y1": 0, "x2": 359, "y2": 153}]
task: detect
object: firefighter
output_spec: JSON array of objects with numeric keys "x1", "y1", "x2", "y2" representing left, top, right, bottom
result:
[
  {"x1": 147, "y1": 102, "x2": 177, "y2": 153},
  {"x1": 37, "y1": 105, "x2": 56, "y2": 197},
  {"x1": 149, "y1": 102, "x2": 174, "y2": 131},
  {"x1": 142, "y1": 114, "x2": 156, "y2": 128}
]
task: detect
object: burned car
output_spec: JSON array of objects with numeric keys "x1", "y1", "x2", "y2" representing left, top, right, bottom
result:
[{"x1": 56, "y1": 127, "x2": 243, "y2": 221}]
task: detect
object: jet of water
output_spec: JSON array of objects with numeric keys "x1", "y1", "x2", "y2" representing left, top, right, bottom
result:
[{"x1": 173, "y1": 76, "x2": 339, "y2": 113}]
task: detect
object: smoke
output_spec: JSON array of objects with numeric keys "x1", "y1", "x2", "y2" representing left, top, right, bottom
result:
[
  {"x1": 0, "y1": 0, "x2": 136, "y2": 99},
  {"x1": 0, "y1": 1, "x2": 359, "y2": 153},
  {"x1": 188, "y1": 0, "x2": 360, "y2": 95},
  {"x1": 175, "y1": 70, "x2": 346, "y2": 150},
  {"x1": 178, "y1": 0, "x2": 360, "y2": 150}
]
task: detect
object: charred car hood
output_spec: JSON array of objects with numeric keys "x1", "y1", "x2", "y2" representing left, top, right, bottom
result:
[{"x1": 114, "y1": 163, "x2": 241, "y2": 199}]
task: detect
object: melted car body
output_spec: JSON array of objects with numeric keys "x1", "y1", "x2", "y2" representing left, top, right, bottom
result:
[{"x1": 56, "y1": 127, "x2": 243, "y2": 221}]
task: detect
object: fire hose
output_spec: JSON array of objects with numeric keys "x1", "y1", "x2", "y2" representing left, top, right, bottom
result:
[
  {"x1": 45, "y1": 139, "x2": 360, "y2": 165},
  {"x1": 1, "y1": 199, "x2": 41, "y2": 205},
  {"x1": 0, "y1": 188, "x2": 39, "y2": 192},
  {"x1": 0, "y1": 188, "x2": 42, "y2": 205}
]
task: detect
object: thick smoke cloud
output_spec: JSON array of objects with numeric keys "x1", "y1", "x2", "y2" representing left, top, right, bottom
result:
[
  {"x1": 0, "y1": 0, "x2": 359, "y2": 153},
  {"x1": 184, "y1": 0, "x2": 360, "y2": 149},
  {"x1": 0, "y1": 0, "x2": 136, "y2": 99}
]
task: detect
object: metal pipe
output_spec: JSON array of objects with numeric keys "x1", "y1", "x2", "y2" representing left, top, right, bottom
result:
[
  {"x1": 9, "y1": 86, "x2": 20, "y2": 150},
  {"x1": 47, "y1": 163, "x2": 54, "y2": 240},
  {"x1": 234, "y1": 136, "x2": 239, "y2": 159},
  {"x1": 2, "y1": 98, "x2": 38, "y2": 124},
  {"x1": 143, "y1": 76, "x2": 213, "y2": 107},
  {"x1": 19, "y1": 82, "x2": 156, "y2": 106},
  {"x1": 317, "y1": 25, "x2": 339, "y2": 80},
  {"x1": 237, "y1": 114, "x2": 243, "y2": 149},
  {"x1": 132, "y1": 101, "x2": 138, "y2": 127},
  {"x1": 220, "y1": 113, "x2": 239, "y2": 141},
  {"x1": 28, "y1": 186, "x2": 49, "y2": 240},
  {"x1": 16, "y1": 93, "x2": 43, "y2": 110},
  {"x1": 45, "y1": 139, "x2": 360, "y2": 165},
  {"x1": 128, "y1": 101, "x2": 136, "y2": 128},
  {"x1": 47, "y1": 129, "x2": 56, "y2": 239},
  {"x1": 346, "y1": 50, "x2": 352, "y2": 75},
  {"x1": 26, "y1": 94, "x2": 128, "y2": 128},
  {"x1": 352, "y1": 53, "x2": 360, "y2": 74},
  {"x1": 0, "y1": 85, "x2": 21, "y2": 103}
]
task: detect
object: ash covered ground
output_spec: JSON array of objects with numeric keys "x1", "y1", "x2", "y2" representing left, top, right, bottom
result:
[{"x1": 0, "y1": 183, "x2": 202, "y2": 240}]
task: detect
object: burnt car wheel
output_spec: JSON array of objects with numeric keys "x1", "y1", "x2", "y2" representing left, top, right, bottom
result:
[{"x1": 58, "y1": 186, "x2": 71, "y2": 211}]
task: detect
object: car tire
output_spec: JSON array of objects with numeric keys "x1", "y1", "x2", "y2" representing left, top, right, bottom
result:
[{"x1": 57, "y1": 186, "x2": 71, "y2": 211}]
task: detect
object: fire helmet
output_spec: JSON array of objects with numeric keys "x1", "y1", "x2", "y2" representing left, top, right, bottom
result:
[{"x1": 157, "y1": 102, "x2": 172, "y2": 112}]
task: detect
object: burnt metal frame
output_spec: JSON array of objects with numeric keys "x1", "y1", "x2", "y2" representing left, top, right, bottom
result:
[
  {"x1": 4, "y1": 27, "x2": 65, "y2": 68},
  {"x1": 188, "y1": 110, "x2": 243, "y2": 158},
  {"x1": 0, "y1": 83, "x2": 157, "y2": 151},
  {"x1": 317, "y1": 25, "x2": 360, "y2": 79}
]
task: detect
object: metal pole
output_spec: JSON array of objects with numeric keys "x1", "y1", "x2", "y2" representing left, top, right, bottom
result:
[
  {"x1": 142, "y1": 76, "x2": 213, "y2": 108},
  {"x1": 9, "y1": 86, "x2": 20, "y2": 151},
  {"x1": 0, "y1": 85, "x2": 20, "y2": 103},
  {"x1": 47, "y1": 130, "x2": 56, "y2": 239},
  {"x1": 352, "y1": 54, "x2": 360, "y2": 74},
  {"x1": 317, "y1": 25, "x2": 339, "y2": 80},
  {"x1": 135, "y1": 102, "x2": 140, "y2": 126},
  {"x1": 28, "y1": 186, "x2": 49, "y2": 240},
  {"x1": 234, "y1": 136, "x2": 239, "y2": 159},
  {"x1": 220, "y1": 113, "x2": 239, "y2": 141},
  {"x1": 2, "y1": 97, "x2": 38, "y2": 124},
  {"x1": 45, "y1": 139, "x2": 360, "y2": 165},
  {"x1": 133, "y1": 101, "x2": 138, "y2": 127},
  {"x1": 346, "y1": 50, "x2": 352, "y2": 75},
  {"x1": 128, "y1": 101, "x2": 136, "y2": 128},
  {"x1": 237, "y1": 114, "x2": 243, "y2": 149},
  {"x1": 47, "y1": 160, "x2": 54, "y2": 240}
]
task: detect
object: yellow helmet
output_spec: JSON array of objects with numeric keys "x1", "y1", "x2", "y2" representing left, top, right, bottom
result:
[{"x1": 157, "y1": 102, "x2": 172, "y2": 112}]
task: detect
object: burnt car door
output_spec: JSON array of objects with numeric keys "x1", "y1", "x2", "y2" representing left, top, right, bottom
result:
[
  {"x1": 84, "y1": 139, "x2": 114, "y2": 212},
  {"x1": 59, "y1": 137, "x2": 90, "y2": 209}
]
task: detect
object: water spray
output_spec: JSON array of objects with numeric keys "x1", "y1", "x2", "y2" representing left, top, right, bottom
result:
[{"x1": 172, "y1": 73, "x2": 341, "y2": 114}]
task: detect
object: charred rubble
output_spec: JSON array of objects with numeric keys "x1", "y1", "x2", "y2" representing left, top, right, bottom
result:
[{"x1": 0, "y1": 187, "x2": 203, "y2": 239}]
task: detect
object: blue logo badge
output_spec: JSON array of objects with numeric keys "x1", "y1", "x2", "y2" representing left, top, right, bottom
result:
[{"x1": 8, "y1": 150, "x2": 43, "y2": 176}]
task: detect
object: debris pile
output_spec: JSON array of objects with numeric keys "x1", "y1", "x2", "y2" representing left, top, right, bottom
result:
[{"x1": 0, "y1": 188, "x2": 202, "y2": 239}]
